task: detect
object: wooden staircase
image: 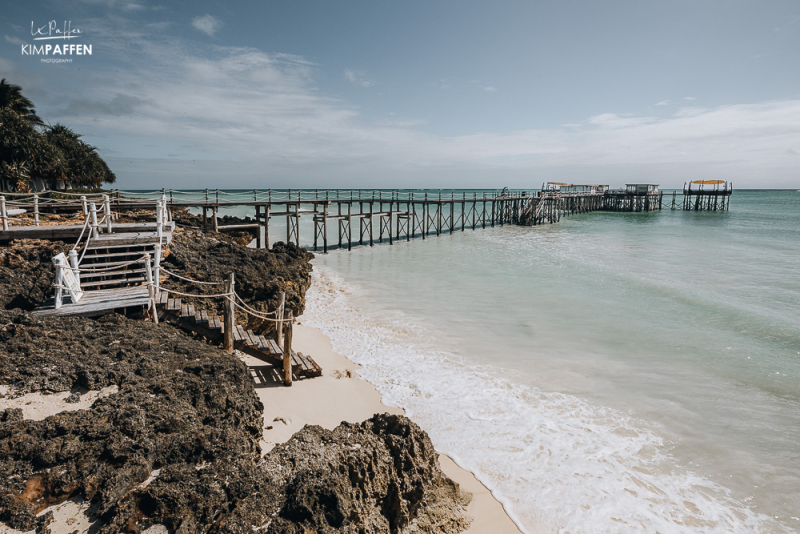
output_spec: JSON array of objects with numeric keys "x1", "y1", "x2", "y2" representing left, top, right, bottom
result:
[
  {"x1": 33, "y1": 223, "x2": 175, "y2": 317},
  {"x1": 154, "y1": 291, "x2": 322, "y2": 380},
  {"x1": 78, "y1": 224, "x2": 174, "y2": 291}
]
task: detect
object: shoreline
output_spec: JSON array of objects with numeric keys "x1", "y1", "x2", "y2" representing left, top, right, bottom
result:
[{"x1": 243, "y1": 323, "x2": 523, "y2": 534}]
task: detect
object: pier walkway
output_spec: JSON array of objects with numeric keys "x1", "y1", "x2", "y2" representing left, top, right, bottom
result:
[{"x1": 1, "y1": 183, "x2": 731, "y2": 256}]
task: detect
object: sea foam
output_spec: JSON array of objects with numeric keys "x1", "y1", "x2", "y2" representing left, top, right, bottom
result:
[{"x1": 304, "y1": 265, "x2": 785, "y2": 533}]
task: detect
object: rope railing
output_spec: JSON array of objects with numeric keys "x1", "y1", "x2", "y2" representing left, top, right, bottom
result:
[
  {"x1": 154, "y1": 266, "x2": 290, "y2": 323},
  {"x1": 77, "y1": 255, "x2": 148, "y2": 273},
  {"x1": 154, "y1": 285, "x2": 234, "y2": 299},
  {"x1": 157, "y1": 266, "x2": 225, "y2": 285}
]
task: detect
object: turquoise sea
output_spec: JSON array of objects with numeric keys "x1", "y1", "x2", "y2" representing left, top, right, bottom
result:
[{"x1": 158, "y1": 188, "x2": 798, "y2": 532}]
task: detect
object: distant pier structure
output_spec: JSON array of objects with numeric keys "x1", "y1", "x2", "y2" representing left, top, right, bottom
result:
[
  {"x1": 603, "y1": 184, "x2": 663, "y2": 212},
  {"x1": 678, "y1": 180, "x2": 732, "y2": 211},
  {"x1": 0, "y1": 182, "x2": 733, "y2": 254}
]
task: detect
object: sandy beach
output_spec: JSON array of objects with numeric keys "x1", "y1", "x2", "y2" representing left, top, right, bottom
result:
[
  {"x1": 244, "y1": 323, "x2": 522, "y2": 534},
  {"x1": 0, "y1": 323, "x2": 522, "y2": 534}
]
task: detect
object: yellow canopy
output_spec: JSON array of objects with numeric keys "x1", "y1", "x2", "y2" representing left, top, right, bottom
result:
[
  {"x1": 691, "y1": 180, "x2": 725, "y2": 185},
  {"x1": 547, "y1": 182, "x2": 568, "y2": 186}
]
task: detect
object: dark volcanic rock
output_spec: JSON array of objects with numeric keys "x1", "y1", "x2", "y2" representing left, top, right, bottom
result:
[
  {"x1": 161, "y1": 228, "x2": 313, "y2": 337},
  {"x1": 170, "y1": 208, "x2": 255, "y2": 246},
  {"x1": 264, "y1": 414, "x2": 472, "y2": 534},
  {"x1": 0, "y1": 240, "x2": 66, "y2": 311},
  {"x1": 0, "y1": 311, "x2": 471, "y2": 533},
  {"x1": 0, "y1": 310, "x2": 264, "y2": 532}
]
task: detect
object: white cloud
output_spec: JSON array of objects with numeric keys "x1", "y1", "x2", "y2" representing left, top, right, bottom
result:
[
  {"x1": 192, "y1": 15, "x2": 221, "y2": 37},
  {"x1": 344, "y1": 69, "x2": 375, "y2": 88},
  {"x1": 45, "y1": 38, "x2": 800, "y2": 189},
  {"x1": 684, "y1": 96, "x2": 696, "y2": 101},
  {"x1": 484, "y1": 86, "x2": 497, "y2": 92},
  {"x1": 4, "y1": 34, "x2": 24, "y2": 45},
  {"x1": 655, "y1": 100, "x2": 669, "y2": 106}
]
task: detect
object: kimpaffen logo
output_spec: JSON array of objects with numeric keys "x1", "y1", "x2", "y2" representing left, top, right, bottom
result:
[{"x1": 21, "y1": 21, "x2": 92, "y2": 64}]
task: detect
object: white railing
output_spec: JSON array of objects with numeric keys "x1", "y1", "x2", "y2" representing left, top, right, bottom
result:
[{"x1": 50, "y1": 198, "x2": 162, "y2": 309}]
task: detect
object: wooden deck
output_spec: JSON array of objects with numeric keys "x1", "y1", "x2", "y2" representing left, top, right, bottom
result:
[
  {"x1": 32, "y1": 286, "x2": 152, "y2": 317},
  {"x1": 0, "y1": 221, "x2": 175, "y2": 243}
]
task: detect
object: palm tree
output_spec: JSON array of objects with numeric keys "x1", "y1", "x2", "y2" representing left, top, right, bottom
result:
[{"x1": 0, "y1": 78, "x2": 44, "y2": 126}]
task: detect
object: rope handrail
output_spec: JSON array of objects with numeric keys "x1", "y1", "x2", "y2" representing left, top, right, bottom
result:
[
  {"x1": 77, "y1": 255, "x2": 149, "y2": 272},
  {"x1": 158, "y1": 266, "x2": 225, "y2": 285},
  {"x1": 227, "y1": 296, "x2": 290, "y2": 323},
  {"x1": 70, "y1": 216, "x2": 91, "y2": 252},
  {"x1": 233, "y1": 292, "x2": 279, "y2": 317},
  {"x1": 151, "y1": 285, "x2": 233, "y2": 299},
  {"x1": 149, "y1": 265, "x2": 291, "y2": 323}
]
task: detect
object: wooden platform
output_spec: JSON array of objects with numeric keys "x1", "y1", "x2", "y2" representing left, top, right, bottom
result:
[
  {"x1": 0, "y1": 221, "x2": 175, "y2": 243},
  {"x1": 32, "y1": 286, "x2": 152, "y2": 317},
  {"x1": 155, "y1": 291, "x2": 322, "y2": 379},
  {"x1": 85, "y1": 230, "x2": 173, "y2": 249}
]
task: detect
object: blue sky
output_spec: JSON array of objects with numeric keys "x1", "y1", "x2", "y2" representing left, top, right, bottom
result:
[{"x1": 2, "y1": 1, "x2": 799, "y2": 189}]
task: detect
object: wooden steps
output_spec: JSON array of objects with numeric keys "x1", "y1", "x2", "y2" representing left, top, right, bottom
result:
[
  {"x1": 85, "y1": 233, "x2": 171, "y2": 250},
  {"x1": 33, "y1": 286, "x2": 152, "y2": 317},
  {"x1": 75, "y1": 227, "x2": 172, "y2": 291},
  {"x1": 155, "y1": 296, "x2": 321, "y2": 380}
]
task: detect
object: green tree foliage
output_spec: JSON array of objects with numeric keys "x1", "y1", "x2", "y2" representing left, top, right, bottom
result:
[
  {"x1": 0, "y1": 79, "x2": 44, "y2": 127},
  {"x1": 0, "y1": 108, "x2": 59, "y2": 190},
  {"x1": 0, "y1": 79, "x2": 115, "y2": 190},
  {"x1": 45, "y1": 124, "x2": 116, "y2": 187}
]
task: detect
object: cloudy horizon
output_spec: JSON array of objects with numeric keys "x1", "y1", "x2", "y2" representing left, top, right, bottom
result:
[{"x1": 2, "y1": 1, "x2": 799, "y2": 189}]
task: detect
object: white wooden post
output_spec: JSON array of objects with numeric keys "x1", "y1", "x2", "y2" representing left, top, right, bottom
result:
[
  {"x1": 103, "y1": 195, "x2": 112, "y2": 233},
  {"x1": 144, "y1": 254, "x2": 158, "y2": 324},
  {"x1": 53, "y1": 257, "x2": 64, "y2": 309},
  {"x1": 33, "y1": 195, "x2": 39, "y2": 226},
  {"x1": 81, "y1": 196, "x2": 88, "y2": 215},
  {"x1": 0, "y1": 196, "x2": 7, "y2": 231},
  {"x1": 154, "y1": 200, "x2": 163, "y2": 292},
  {"x1": 89, "y1": 202, "x2": 99, "y2": 239},
  {"x1": 68, "y1": 249, "x2": 80, "y2": 288}
]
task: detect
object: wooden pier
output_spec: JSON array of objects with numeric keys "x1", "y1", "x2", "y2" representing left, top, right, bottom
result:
[
  {"x1": 681, "y1": 180, "x2": 732, "y2": 211},
  {"x1": 1, "y1": 182, "x2": 734, "y2": 254},
  {"x1": 603, "y1": 184, "x2": 663, "y2": 212}
]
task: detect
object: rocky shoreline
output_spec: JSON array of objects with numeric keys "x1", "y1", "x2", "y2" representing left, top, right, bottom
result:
[{"x1": 0, "y1": 228, "x2": 472, "y2": 533}]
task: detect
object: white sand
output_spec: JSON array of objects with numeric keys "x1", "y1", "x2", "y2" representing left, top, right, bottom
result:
[
  {"x1": 0, "y1": 327, "x2": 521, "y2": 534},
  {"x1": 0, "y1": 386, "x2": 118, "y2": 421},
  {"x1": 244, "y1": 324, "x2": 522, "y2": 534}
]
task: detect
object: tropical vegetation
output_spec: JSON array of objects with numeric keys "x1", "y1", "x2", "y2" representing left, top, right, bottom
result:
[{"x1": 0, "y1": 78, "x2": 116, "y2": 191}]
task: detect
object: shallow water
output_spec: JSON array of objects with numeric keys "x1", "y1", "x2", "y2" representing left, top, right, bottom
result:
[
  {"x1": 297, "y1": 190, "x2": 800, "y2": 533},
  {"x1": 154, "y1": 188, "x2": 799, "y2": 531}
]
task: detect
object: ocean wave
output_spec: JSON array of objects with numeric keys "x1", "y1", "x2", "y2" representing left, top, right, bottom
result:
[{"x1": 303, "y1": 265, "x2": 785, "y2": 533}]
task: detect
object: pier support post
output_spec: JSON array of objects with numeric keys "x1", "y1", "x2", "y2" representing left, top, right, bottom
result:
[
  {"x1": 33, "y1": 195, "x2": 39, "y2": 226},
  {"x1": 283, "y1": 310, "x2": 293, "y2": 386},
  {"x1": 256, "y1": 205, "x2": 262, "y2": 248},
  {"x1": 212, "y1": 206, "x2": 219, "y2": 232},
  {"x1": 264, "y1": 204, "x2": 270, "y2": 249},
  {"x1": 323, "y1": 203, "x2": 329, "y2": 253},
  {"x1": 347, "y1": 202, "x2": 353, "y2": 251},
  {"x1": 223, "y1": 271, "x2": 235, "y2": 354},
  {"x1": 0, "y1": 196, "x2": 7, "y2": 231}
]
